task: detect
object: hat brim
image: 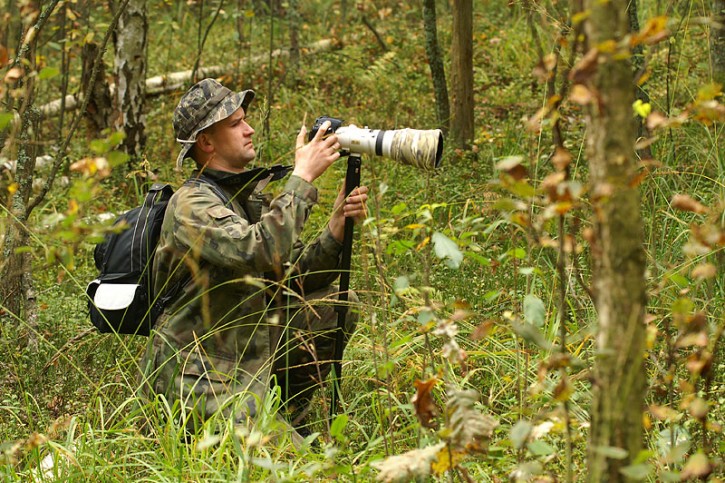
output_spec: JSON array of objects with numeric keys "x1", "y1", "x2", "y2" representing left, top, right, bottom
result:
[{"x1": 175, "y1": 89, "x2": 255, "y2": 170}]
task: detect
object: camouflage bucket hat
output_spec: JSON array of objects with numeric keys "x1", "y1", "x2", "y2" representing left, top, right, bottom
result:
[{"x1": 173, "y1": 78, "x2": 255, "y2": 169}]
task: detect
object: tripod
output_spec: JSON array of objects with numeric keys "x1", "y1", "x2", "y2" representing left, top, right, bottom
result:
[{"x1": 329, "y1": 152, "x2": 362, "y2": 420}]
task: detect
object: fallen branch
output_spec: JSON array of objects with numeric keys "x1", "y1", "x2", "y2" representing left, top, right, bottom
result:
[{"x1": 7, "y1": 38, "x2": 340, "y2": 128}]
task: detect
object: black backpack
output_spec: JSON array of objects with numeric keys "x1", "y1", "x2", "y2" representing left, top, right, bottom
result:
[{"x1": 86, "y1": 177, "x2": 230, "y2": 336}]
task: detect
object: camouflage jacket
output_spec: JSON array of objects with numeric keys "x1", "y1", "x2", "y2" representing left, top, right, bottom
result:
[{"x1": 145, "y1": 166, "x2": 342, "y2": 421}]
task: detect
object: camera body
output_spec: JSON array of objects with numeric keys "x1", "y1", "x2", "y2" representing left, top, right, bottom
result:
[{"x1": 309, "y1": 116, "x2": 443, "y2": 170}]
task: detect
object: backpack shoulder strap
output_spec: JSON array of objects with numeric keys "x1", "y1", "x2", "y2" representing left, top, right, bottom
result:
[
  {"x1": 184, "y1": 176, "x2": 232, "y2": 207},
  {"x1": 101, "y1": 183, "x2": 173, "y2": 273}
]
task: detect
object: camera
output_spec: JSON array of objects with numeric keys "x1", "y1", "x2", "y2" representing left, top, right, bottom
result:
[{"x1": 309, "y1": 116, "x2": 443, "y2": 170}]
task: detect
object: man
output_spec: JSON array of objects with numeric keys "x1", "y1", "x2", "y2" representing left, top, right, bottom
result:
[{"x1": 141, "y1": 78, "x2": 368, "y2": 438}]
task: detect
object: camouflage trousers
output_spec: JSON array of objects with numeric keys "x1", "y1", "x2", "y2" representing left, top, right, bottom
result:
[
  {"x1": 140, "y1": 285, "x2": 358, "y2": 435},
  {"x1": 272, "y1": 286, "x2": 358, "y2": 427}
]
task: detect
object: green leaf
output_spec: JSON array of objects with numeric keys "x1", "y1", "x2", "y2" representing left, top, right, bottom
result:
[
  {"x1": 391, "y1": 202, "x2": 408, "y2": 215},
  {"x1": 417, "y1": 308, "x2": 435, "y2": 325},
  {"x1": 668, "y1": 274, "x2": 689, "y2": 289},
  {"x1": 619, "y1": 464, "x2": 651, "y2": 480},
  {"x1": 432, "y1": 232, "x2": 463, "y2": 269},
  {"x1": 330, "y1": 414, "x2": 348, "y2": 441},
  {"x1": 527, "y1": 440, "x2": 555, "y2": 456},
  {"x1": 0, "y1": 112, "x2": 14, "y2": 131},
  {"x1": 90, "y1": 139, "x2": 108, "y2": 154},
  {"x1": 660, "y1": 471, "x2": 680, "y2": 482},
  {"x1": 38, "y1": 66, "x2": 60, "y2": 80},
  {"x1": 509, "y1": 319, "x2": 552, "y2": 349},
  {"x1": 510, "y1": 247, "x2": 527, "y2": 259},
  {"x1": 510, "y1": 420, "x2": 532, "y2": 450},
  {"x1": 493, "y1": 198, "x2": 526, "y2": 212},
  {"x1": 594, "y1": 446, "x2": 629, "y2": 459},
  {"x1": 107, "y1": 130, "x2": 126, "y2": 146},
  {"x1": 464, "y1": 251, "x2": 490, "y2": 267},
  {"x1": 509, "y1": 180, "x2": 537, "y2": 198},
  {"x1": 107, "y1": 150, "x2": 129, "y2": 167},
  {"x1": 523, "y1": 294, "x2": 545, "y2": 327}
]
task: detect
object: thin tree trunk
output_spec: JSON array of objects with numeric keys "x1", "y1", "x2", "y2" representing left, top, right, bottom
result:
[
  {"x1": 628, "y1": 0, "x2": 652, "y2": 160},
  {"x1": 450, "y1": 0, "x2": 473, "y2": 149},
  {"x1": 288, "y1": 0, "x2": 300, "y2": 86},
  {"x1": 423, "y1": 0, "x2": 450, "y2": 133},
  {"x1": 713, "y1": 0, "x2": 725, "y2": 85},
  {"x1": 584, "y1": 0, "x2": 647, "y2": 480},
  {"x1": 81, "y1": 41, "x2": 114, "y2": 139},
  {"x1": 1, "y1": 0, "x2": 61, "y2": 335},
  {"x1": 113, "y1": 0, "x2": 148, "y2": 161}
]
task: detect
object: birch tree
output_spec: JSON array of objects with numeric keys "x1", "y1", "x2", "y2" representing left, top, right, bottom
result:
[{"x1": 113, "y1": 0, "x2": 147, "y2": 161}]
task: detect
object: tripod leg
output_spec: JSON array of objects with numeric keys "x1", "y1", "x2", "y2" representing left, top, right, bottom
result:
[{"x1": 330, "y1": 154, "x2": 361, "y2": 420}]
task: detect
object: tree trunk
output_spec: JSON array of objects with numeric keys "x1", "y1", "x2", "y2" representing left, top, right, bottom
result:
[
  {"x1": 81, "y1": 41, "x2": 114, "y2": 140},
  {"x1": 1, "y1": 2, "x2": 48, "y2": 335},
  {"x1": 423, "y1": 0, "x2": 450, "y2": 133},
  {"x1": 113, "y1": 0, "x2": 147, "y2": 162},
  {"x1": 584, "y1": 0, "x2": 647, "y2": 480},
  {"x1": 0, "y1": 0, "x2": 21, "y2": 153},
  {"x1": 450, "y1": 0, "x2": 473, "y2": 149},
  {"x1": 288, "y1": 0, "x2": 300, "y2": 87},
  {"x1": 713, "y1": 0, "x2": 725, "y2": 85}
]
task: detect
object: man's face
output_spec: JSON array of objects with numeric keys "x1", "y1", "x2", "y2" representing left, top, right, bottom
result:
[{"x1": 203, "y1": 107, "x2": 255, "y2": 172}]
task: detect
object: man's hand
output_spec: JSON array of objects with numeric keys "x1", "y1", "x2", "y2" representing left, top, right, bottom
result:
[
  {"x1": 292, "y1": 121, "x2": 341, "y2": 183},
  {"x1": 329, "y1": 184, "x2": 369, "y2": 243}
]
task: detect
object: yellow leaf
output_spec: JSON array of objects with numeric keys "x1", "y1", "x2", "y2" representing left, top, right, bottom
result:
[
  {"x1": 416, "y1": 236, "x2": 430, "y2": 250},
  {"x1": 68, "y1": 199, "x2": 79, "y2": 215},
  {"x1": 597, "y1": 40, "x2": 618, "y2": 54},
  {"x1": 8, "y1": 182, "x2": 18, "y2": 194},
  {"x1": 571, "y1": 10, "x2": 590, "y2": 25},
  {"x1": 431, "y1": 446, "x2": 465, "y2": 474},
  {"x1": 633, "y1": 99, "x2": 652, "y2": 118},
  {"x1": 406, "y1": 223, "x2": 426, "y2": 230}
]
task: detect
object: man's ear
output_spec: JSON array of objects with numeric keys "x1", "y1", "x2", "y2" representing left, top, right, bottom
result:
[{"x1": 196, "y1": 131, "x2": 215, "y2": 154}]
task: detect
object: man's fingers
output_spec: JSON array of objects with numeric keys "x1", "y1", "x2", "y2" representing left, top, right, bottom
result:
[
  {"x1": 313, "y1": 120, "x2": 331, "y2": 141},
  {"x1": 296, "y1": 125, "x2": 307, "y2": 150}
]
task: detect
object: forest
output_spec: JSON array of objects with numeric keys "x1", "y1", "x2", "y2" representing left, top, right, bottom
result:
[{"x1": 1, "y1": 0, "x2": 724, "y2": 481}]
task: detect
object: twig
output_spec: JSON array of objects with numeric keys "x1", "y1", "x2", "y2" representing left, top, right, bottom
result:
[
  {"x1": 191, "y1": 0, "x2": 225, "y2": 84},
  {"x1": 361, "y1": 16, "x2": 388, "y2": 52}
]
